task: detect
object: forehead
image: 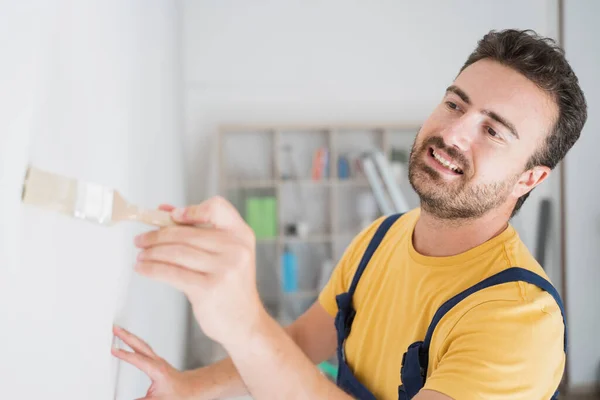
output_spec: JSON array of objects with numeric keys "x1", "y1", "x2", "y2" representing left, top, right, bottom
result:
[{"x1": 454, "y1": 59, "x2": 557, "y2": 141}]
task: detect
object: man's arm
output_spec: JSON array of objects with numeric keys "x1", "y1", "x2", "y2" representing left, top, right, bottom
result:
[
  {"x1": 414, "y1": 390, "x2": 453, "y2": 400},
  {"x1": 187, "y1": 301, "x2": 338, "y2": 399},
  {"x1": 223, "y1": 305, "x2": 351, "y2": 400},
  {"x1": 197, "y1": 303, "x2": 452, "y2": 400},
  {"x1": 112, "y1": 301, "x2": 338, "y2": 400},
  {"x1": 127, "y1": 198, "x2": 358, "y2": 399}
]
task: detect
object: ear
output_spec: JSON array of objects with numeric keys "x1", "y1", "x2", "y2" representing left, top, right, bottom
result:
[{"x1": 512, "y1": 165, "x2": 551, "y2": 198}]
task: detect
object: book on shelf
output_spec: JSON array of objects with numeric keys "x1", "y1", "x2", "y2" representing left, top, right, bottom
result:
[{"x1": 311, "y1": 147, "x2": 329, "y2": 180}]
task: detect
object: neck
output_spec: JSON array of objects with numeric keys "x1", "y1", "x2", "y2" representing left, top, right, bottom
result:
[{"x1": 412, "y1": 207, "x2": 510, "y2": 257}]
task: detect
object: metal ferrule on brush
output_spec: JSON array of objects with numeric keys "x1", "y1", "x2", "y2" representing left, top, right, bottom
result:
[{"x1": 74, "y1": 182, "x2": 114, "y2": 224}]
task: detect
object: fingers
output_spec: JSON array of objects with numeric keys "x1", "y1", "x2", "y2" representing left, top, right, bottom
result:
[
  {"x1": 171, "y1": 196, "x2": 251, "y2": 237},
  {"x1": 111, "y1": 347, "x2": 160, "y2": 381},
  {"x1": 135, "y1": 225, "x2": 237, "y2": 253},
  {"x1": 137, "y1": 244, "x2": 223, "y2": 274},
  {"x1": 112, "y1": 325, "x2": 155, "y2": 359},
  {"x1": 135, "y1": 261, "x2": 206, "y2": 294}
]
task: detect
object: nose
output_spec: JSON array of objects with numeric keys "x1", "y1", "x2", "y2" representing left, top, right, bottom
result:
[{"x1": 439, "y1": 114, "x2": 477, "y2": 153}]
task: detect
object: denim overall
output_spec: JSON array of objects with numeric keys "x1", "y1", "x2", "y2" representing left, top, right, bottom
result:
[{"x1": 334, "y1": 213, "x2": 567, "y2": 400}]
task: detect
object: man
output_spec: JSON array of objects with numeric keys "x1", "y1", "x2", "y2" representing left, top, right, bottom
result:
[{"x1": 112, "y1": 29, "x2": 587, "y2": 399}]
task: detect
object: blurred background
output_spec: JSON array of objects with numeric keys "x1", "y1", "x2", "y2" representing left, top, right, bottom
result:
[{"x1": 0, "y1": 1, "x2": 598, "y2": 399}]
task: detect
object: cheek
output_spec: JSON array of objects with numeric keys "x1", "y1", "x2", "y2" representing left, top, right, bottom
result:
[
  {"x1": 470, "y1": 149, "x2": 522, "y2": 184},
  {"x1": 418, "y1": 105, "x2": 452, "y2": 134},
  {"x1": 422, "y1": 107, "x2": 452, "y2": 132},
  {"x1": 411, "y1": 131, "x2": 427, "y2": 153}
]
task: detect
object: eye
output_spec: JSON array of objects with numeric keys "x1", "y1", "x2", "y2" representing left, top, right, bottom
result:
[
  {"x1": 445, "y1": 101, "x2": 460, "y2": 111},
  {"x1": 486, "y1": 127, "x2": 498, "y2": 137}
]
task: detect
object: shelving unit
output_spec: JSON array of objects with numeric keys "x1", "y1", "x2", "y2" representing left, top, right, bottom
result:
[
  {"x1": 226, "y1": 177, "x2": 371, "y2": 190},
  {"x1": 218, "y1": 123, "x2": 421, "y2": 323}
]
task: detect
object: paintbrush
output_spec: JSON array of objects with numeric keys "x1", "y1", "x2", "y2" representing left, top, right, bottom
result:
[{"x1": 21, "y1": 165, "x2": 178, "y2": 227}]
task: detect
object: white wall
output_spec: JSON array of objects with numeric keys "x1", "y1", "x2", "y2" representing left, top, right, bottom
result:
[
  {"x1": 182, "y1": 0, "x2": 563, "y2": 368},
  {"x1": 563, "y1": 0, "x2": 600, "y2": 389},
  {"x1": 0, "y1": 1, "x2": 189, "y2": 399}
]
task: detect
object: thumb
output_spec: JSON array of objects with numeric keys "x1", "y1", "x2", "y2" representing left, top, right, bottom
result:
[
  {"x1": 135, "y1": 397, "x2": 166, "y2": 400},
  {"x1": 136, "y1": 398, "x2": 170, "y2": 400},
  {"x1": 133, "y1": 384, "x2": 166, "y2": 400},
  {"x1": 158, "y1": 204, "x2": 176, "y2": 212},
  {"x1": 171, "y1": 196, "x2": 248, "y2": 233}
]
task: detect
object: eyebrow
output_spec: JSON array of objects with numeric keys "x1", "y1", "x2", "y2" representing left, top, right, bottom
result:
[
  {"x1": 445, "y1": 85, "x2": 520, "y2": 139},
  {"x1": 482, "y1": 110, "x2": 520, "y2": 139},
  {"x1": 446, "y1": 85, "x2": 471, "y2": 105}
]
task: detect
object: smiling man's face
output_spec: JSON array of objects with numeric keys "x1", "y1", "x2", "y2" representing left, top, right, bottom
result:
[{"x1": 409, "y1": 58, "x2": 558, "y2": 220}]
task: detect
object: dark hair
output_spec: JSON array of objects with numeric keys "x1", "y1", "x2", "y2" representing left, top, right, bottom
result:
[{"x1": 459, "y1": 29, "x2": 587, "y2": 217}]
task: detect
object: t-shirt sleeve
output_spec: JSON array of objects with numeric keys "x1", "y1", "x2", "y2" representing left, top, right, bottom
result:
[
  {"x1": 423, "y1": 293, "x2": 565, "y2": 400},
  {"x1": 318, "y1": 217, "x2": 386, "y2": 317}
]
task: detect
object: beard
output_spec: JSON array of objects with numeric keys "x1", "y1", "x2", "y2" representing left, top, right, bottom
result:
[{"x1": 408, "y1": 135, "x2": 518, "y2": 220}]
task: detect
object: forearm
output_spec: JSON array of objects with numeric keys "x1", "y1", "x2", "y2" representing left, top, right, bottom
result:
[
  {"x1": 188, "y1": 324, "x2": 305, "y2": 399},
  {"x1": 223, "y1": 309, "x2": 351, "y2": 400},
  {"x1": 185, "y1": 356, "x2": 247, "y2": 399}
]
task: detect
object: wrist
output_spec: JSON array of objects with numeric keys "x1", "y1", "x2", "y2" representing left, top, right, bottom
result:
[
  {"x1": 181, "y1": 367, "x2": 223, "y2": 400},
  {"x1": 184, "y1": 357, "x2": 250, "y2": 400},
  {"x1": 220, "y1": 304, "x2": 271, "y2": 353}
]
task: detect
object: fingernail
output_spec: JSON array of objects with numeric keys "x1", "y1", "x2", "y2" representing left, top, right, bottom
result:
[
  {"x1": 134, "y1": 234, "x2": 144, "y2": 246},
  {"x1": 172, "y1": 208, "x2": 185, "y2": 219},
  {"x1": 137, "y1": 252, "x2": 145, "y2": 261}
]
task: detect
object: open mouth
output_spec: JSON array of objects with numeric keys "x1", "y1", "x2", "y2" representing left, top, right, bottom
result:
[{"x1": 428, "y1": 148, "x2": 463, "y2": 175}]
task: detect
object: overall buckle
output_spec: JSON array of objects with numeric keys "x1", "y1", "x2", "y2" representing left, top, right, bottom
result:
[{"x1": 400, "y1": 341, "x2": 427, "y2": 399}]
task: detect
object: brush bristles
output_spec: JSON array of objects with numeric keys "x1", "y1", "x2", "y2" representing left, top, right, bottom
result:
[
  {"x1": 22, "y1": 166, "x2": 79, "y2": 215},
  {"x1": 21, "y1": 166, "x2": 115, "y2": 225},
  {"x1": 21, "y1": 167, "x2": 30, "y2": 201}
]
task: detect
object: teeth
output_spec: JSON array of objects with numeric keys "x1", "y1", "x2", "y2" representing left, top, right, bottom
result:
[{"x1": 432, "y1": 150, "x2": 462, "y2": 173}]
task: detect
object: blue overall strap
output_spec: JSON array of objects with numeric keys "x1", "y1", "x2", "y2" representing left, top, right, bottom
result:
[
  {"x1": 419, "y1": 267, "x2": 567, "y2": 400},
  {"x1": 347, "y1": 213, "x2": 403, "y2": 296},
  {"x1": 422, "y1": 267, "x2": 567, "y2": 352},
  {"x1": 334, "y1": 213, "x2": 404, "y2": 400},
  {"x1": 335, "y1": 213, "x2": 403, "y2": 339}
]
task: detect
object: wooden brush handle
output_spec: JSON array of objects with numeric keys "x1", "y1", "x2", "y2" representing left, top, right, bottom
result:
[
  {"x1": 136, "y1": 209, "x2": 177, "y2": 227},
  {"x1": 134, "y1": 208, "x2": 212, "y2": 229},
  {"x1": 113, "y1": 193, "x2": 211, "y2": 228}
]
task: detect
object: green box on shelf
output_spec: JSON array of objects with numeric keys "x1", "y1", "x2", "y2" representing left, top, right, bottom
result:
[
  {"x1": 261, "y1": 197, "x2": 277, "y2": 238},
  {"x1": 245, "y1": 197, "x2": 263, "y2": 237},
  {"x1": 245, "y1": 196, "x2": 277, "y2": 239}
]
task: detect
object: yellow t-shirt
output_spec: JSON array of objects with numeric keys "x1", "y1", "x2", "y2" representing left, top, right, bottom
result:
[{"x1": 319, "y1": 209, "x2": 565, "y2": 400}]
